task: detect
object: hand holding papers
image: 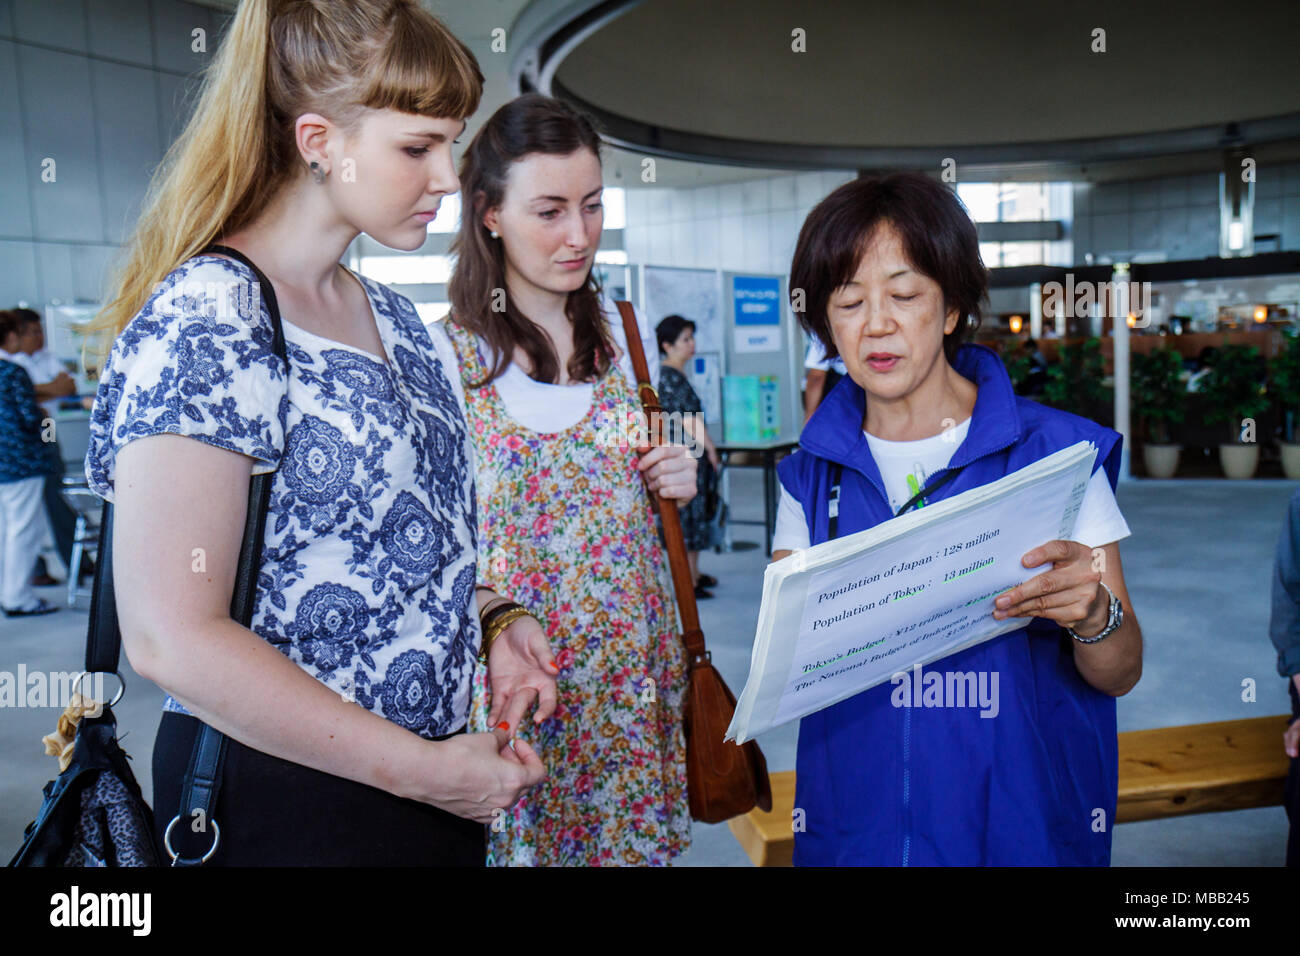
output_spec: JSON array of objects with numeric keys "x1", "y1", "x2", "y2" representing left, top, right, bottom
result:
[{"x1": 726, "y1": 441, "x2": 1099, "y2": 743}]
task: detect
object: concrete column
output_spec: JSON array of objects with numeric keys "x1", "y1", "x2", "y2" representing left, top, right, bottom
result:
[{"x1": 1111, "y1": 264, "x2": 1132, "y2": 481}]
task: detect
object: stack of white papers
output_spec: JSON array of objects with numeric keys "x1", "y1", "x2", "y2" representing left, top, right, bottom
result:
[{"x1": 726, "y1": 440, "x2": 1098, "y2": 743}]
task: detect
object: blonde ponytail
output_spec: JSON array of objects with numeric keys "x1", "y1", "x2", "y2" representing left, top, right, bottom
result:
[{"x1": 85, "y1": 0, "x2": 481, "y2": 366}]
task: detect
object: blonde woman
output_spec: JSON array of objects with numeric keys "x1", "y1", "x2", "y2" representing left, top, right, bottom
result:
[{"x1": 83, "y1": 0, "x2": 553, "y2": 866}]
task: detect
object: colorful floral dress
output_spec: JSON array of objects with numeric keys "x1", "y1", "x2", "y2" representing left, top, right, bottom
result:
[{"x1": 444, "y1": 318, "x2": 691, "y2": 866}]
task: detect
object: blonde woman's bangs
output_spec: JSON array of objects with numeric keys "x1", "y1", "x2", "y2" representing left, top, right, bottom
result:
[{"x1": 361, "y1": 16, "x2": 482, "y2": 119}]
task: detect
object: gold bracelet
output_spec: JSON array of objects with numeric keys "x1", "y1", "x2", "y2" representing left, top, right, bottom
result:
[
  {"x1": 481, "y1": 598, "x2": 523, "y2": 630},
  {"x1": 478, "y1": 596, "x2": 508, "y2": 620},
  {"x1": 479, "y1": 606, "x2": 532, "y2": 664}
]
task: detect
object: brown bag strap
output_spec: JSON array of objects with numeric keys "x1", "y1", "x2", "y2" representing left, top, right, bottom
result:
[{"x1": 613, "y1": 300, "x2": 707, "y2": 665}]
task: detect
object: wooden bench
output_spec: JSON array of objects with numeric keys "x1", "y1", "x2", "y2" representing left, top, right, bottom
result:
[{"x1": 728, "y1": 714, "x2": 1293, "y2": 867}]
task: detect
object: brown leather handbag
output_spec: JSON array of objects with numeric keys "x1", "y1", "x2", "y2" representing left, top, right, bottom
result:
[{"x1": 614, "y1": 301, "x2": 773, "y2": 823}]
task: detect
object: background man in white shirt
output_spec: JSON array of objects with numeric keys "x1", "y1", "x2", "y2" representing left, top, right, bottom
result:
[{"x1": 803, "y1": 336, "x2": 848, "y2": 423}]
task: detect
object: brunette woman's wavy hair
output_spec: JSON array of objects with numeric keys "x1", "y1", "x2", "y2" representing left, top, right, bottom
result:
[
  {"x1": 84, "y1": 0, "x2": 482, "y2": 366},
  {"x1": 448, "y1": 93, "x2": 613, "y2": 387}
]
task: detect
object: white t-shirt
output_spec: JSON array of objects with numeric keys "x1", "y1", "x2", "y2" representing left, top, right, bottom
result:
[
  {"x1": 426, "y1": 299, "x2": 655, "y2": 433},
  {"x1": 8, "y1": 348, "x2": 69, "y2": 418},
  {"x1": 772, "y1": 416, "x2": 1131, "y2": 551},
  {"x1": 805, "y1": 337, "x2": 847, "y2": 376}
]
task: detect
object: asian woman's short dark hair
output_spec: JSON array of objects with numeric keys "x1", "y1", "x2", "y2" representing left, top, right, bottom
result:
[
  {"x1": 656, "y1": 314, "x2": 696, "y2": 355},
  {"x1": 789, "y1": 172, "x2": 987, "y2": 366}
]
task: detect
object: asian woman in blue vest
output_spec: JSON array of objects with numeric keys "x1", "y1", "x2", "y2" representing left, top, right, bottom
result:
[{"x1": 771, "y1": 172, "x2": 1144, "y2": 865}]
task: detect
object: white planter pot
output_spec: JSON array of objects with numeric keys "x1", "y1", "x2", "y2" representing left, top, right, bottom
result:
[
  {"x1": 1142, "y1": 443, "x2": 1181, "y2": 479},
  {"x1": 1218, "y1": 443, "x2": 1259, "y2": 480},
  {"x1": 1282, "y1": 442, "x2": 1300, "y2": 480}
]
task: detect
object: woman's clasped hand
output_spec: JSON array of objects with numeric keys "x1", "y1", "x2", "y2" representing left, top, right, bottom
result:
[
  {"x1": 633, "y1": 417, "x2": 699, "y2": 502},
  {"x1": 419, "y1": 728, "x2": 546, "y2": 825}
]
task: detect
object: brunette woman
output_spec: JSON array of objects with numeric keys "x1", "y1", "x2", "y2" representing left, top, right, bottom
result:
[
  {"x1": 656, "y1": 314, "x2": 721, "y2": 597},
  {"x1": 0, "y1": 310, "x2": 60, "y2": 617},
  {"x1": 436, "y1": 93, "x2": 698, "y2": 866}
]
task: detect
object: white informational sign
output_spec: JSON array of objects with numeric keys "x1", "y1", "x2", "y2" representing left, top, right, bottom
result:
[
  {"x1": 45, "y1": 303, "x2": 102, "y2": 386},
  {"x1": 689, "y1": 353, "x2": 722, "y2": 424},
  {"x1": 643, "y1": 266, "x2": 722, "y2": 354},
  {"x1": 733, "y1": 327, "x2": 782, "y2": 353},
  {"x1": 598, "y1": 263, "x2": 634, "y2": 304},
  {"x1": 727, "y1": 442, "x2": 1098, "y2": 743}
]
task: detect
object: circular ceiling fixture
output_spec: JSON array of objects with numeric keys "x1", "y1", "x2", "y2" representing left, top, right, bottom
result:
[{"x1": 512, "y1": 0, "x2": 1300, "y2": 179}]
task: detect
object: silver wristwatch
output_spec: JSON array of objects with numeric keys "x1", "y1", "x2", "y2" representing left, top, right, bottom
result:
[{"x1": 1067, "y1": 581, "x2": 1123, "y2": 644}]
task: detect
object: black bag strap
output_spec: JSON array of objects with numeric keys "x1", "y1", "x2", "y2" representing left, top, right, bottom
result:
[
  {"x1": 175, "y1": 243, "x2": 288, "y2": 865},
  {"x1": 827, "y1": 461, "x2": 964, "y2": 540},
  {"x1": 87, "y1": 243, "x2": 287, "y2": 670},
  {"x1": 84, "y1": 503, "x2": 120, "y2": 674},
  {"x1": 201, "y1": 244, "x2": 287, "y2": 629},
  {"x1": 84, "y1": 242, "x2": 287, "y2": 864}
]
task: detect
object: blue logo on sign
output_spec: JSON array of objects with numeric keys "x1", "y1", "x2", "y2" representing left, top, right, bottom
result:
[{"x1": 733, "y1": 276, "x2": 781, "y2": 326}]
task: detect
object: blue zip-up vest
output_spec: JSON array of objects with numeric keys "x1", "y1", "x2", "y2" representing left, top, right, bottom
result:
[{"x1": 778, "y1": 342, "x2": 1124, "y2": 866}]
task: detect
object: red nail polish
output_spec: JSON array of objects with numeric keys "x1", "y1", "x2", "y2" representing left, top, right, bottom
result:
[{"x1": 497, "y1": 721, "x2": 510, "y2": 731}]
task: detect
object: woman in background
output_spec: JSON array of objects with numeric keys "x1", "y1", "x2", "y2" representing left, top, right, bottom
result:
[
  {"x1": 8, "y1": 307, "x2": 84, "y2": 588},
  {"x1": 437, "y1": 93, "x2": 698, "y2": 866},
  {"x1": 0, "y1": 310, "x2": 60, "y2": 617},
  {"x1": 656, "y1": 313, "x2": 721, "y2": 597}
]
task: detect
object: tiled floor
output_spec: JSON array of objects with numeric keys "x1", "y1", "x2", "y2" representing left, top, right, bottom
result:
[{"x1": 2, "y1": 472, "x2": 1295, "y2": 866}]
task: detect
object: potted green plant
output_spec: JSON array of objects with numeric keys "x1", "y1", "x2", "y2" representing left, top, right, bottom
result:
[
  {"x1": 999, "y1": 340, "x2": 1030, "y2": 393},
  {"x1": 1131, "y1": 347, "x2": 1186, "y2": 478},
  {"x1": 1198, "y1": 343, "x2": 1270, "y2": 479},
  {"x1": 1043, "y1": 337, "x2": 1111, "y2": 422},
  {"x1": 1270, "y1": 327, "x2": 1300, "y2": 478}
]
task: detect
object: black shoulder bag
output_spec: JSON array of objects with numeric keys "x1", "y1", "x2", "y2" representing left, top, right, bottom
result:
[{"x1": 8, "y1": 243, "x2": 287, "y2": 867}]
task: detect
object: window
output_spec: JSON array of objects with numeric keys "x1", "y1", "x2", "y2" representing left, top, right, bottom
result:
[
  {"x1": 425, "y1": 193, "x2": 461, "y2": 234},
  {"x1": 359, "y1": 255, "x2": 451, "y2": 286},
  {"x1": 414, "y1": 302, "x2": 450, "y2": 325},
  {"x1": 958, "y1": 182, "x2": 1072, "y2": 267},
  {"x1": 601, "y1": 187, "x2": 626, "y2": 230}
]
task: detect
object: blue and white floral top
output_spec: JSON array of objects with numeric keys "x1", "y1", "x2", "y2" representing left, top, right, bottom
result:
[{"x1": 86, "y1": 254, "x2": 480, "y2": 738}]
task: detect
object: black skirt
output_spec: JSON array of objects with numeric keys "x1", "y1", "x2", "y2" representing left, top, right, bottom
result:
[{"x1": 152, "y1": 711, "x2": 486, "y2": 866}]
